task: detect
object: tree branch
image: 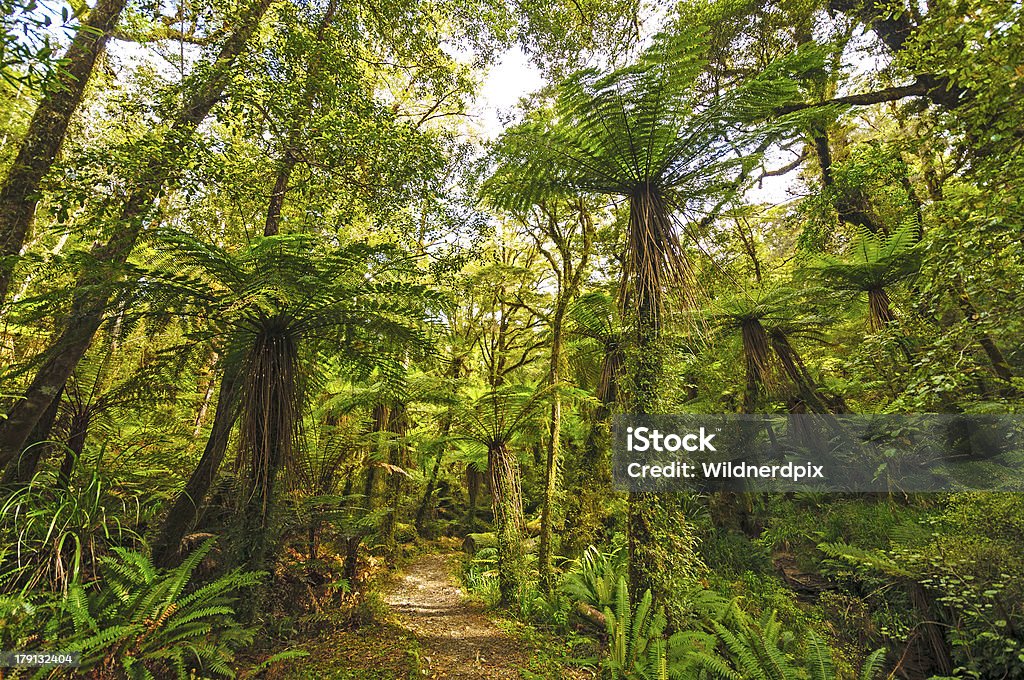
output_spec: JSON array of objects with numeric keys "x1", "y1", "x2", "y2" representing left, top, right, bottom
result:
[{"x1": 776, "y1": 79, "x2": 934, "y2": 115}]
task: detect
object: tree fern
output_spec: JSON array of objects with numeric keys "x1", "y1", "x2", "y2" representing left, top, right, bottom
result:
[{"x1": 810, "y1": 218, "x2": 921, "y2": 331}]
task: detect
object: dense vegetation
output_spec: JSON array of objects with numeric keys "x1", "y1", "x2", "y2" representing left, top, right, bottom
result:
[{"x1": 1, "y1": 0, "x2": 1023, "y2": 677}]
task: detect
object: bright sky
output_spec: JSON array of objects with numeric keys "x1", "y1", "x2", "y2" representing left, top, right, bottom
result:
[{"x1": 474, "y1": 47, "x2": 546, "y2": 139}]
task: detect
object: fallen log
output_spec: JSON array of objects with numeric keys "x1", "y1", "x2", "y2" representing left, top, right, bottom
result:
[{"x1": 575, "y1": 601, "x2": 607, "y2": 630}]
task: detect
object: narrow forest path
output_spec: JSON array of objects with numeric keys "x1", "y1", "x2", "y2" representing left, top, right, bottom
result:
[
  {"x1": 384, "y1": 553, "x2": 539, "y2": 679},
  {"x1": 273, "y1": 550, "x2": 588, "y2": 679}
]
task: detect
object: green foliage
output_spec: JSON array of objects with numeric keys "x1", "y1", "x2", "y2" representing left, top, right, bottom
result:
[
  {"x1": 61, "y1": 540, "x2": 261, "y2": 677},
  {"x1": 2, "y1": 0, "x2": 1024, "y2": 674},
  {"x1": 6, "y1": 539, "x2": 265, "y2": 678},
  {"x1": 602, "y1": 577, "x2": 670, "y2": 680},
  {"x1": 677, "y1": 594, "x2": 886, "y2": 680},
  {"x1": 0, "y1": 467, "x2": 145, "y2": 594},
  {"x1": 810, "y1": 220, "x2": 922, "y2": 296},
  {"x1": 561, "y1": 544, "x2": 626, "y2": 611},
  {"x1": 464, "y1": 547, "x2": 501, "y2": 606},
  {"x1": 819, "y1": 494, "x2": 1024, "y2": 679}
]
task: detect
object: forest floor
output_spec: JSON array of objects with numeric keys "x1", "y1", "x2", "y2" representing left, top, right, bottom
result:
[
  {"x1": 270, "y1": 548, "x2": 591, "y2": 679},
  {"x1": 387, "y1": 553, "x2": 545, "y2": 678}
]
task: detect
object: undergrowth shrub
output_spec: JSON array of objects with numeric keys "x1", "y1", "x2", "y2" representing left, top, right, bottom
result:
[
  {"x1": 0, "y1": 468, "x2": 147, "y2": 594},
  {"x1": 464, "y1": 547, "x2": 501, "y2": 605}
]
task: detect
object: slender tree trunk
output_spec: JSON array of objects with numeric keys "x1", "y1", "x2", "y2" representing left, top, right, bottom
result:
[
  {"x1": 489, "y1": 441, "x2": 525, "y2": 606},
  {"x1": 343, "y1": 535, "x2": 361, "y2": 582},
  {"x1": 362, "y1": 401, "x2": 389, "y2": 512},
  {"x1": 57, "y1": 409, "x2": 89, "y2": 489},
  {"x1": 955, "y1": 285, "x2": 1016, "y2": 384},
  {"x1": 263, "y1": 153, "x2": 296, "y2": 237},
  {"x1": 416, "y1": 358, "x2": 462, "y2": 534},
  {"x1": 0, "y1": 0, "x2": 275, "y2": 472},
  {"x1": 192, "y1": 372, "x2": 216, "y2": 438},
  {"x1": 465, "y1": 464, "x2": 482, "y2": 531},
  {"x1": 382, "y1": 401, "x2": 408, "y2": 558},
  {"x1": 538, "y1": 304, "x2": 565, "y2": 593},
  {"x1": 415, "y1": 439, "x2": 445, "y2": 534},
  {"x1": 583, "y1": 345, "x2": 619, "y2": 478},
  {"x1": 536, "y1": 198, "x2": 591, "y2": 591},
  {"x1": 152, "y1": 362, "x2": 241, "y2": 567},
  {"x1": 0, "y1": 0, "x2": 128, "y2": 307}
]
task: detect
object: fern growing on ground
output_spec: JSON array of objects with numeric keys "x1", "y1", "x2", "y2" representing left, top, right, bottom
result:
[
  {"x1": 50, "y1": 538, "x2": 264, "y2": 678},
  {"x1": 677, "y1": 594, "x2": 887, "y2": 680},
  {"x1": 602, "y1": 576, "x2": 670, "y2": 680}
]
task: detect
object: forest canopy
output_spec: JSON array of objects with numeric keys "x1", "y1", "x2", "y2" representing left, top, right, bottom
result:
[{"x1": 1, "y1": 0, "x2": 1023, "y2": 677}]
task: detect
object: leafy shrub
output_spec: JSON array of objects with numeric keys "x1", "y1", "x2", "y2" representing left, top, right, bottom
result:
[
  {"x1": 464, "y1": 547, "x2": 501, "y2": 606},
  {"x1": 602, "y1": 577, "x2": 671, "y2": 680},
  {"x1": 676, "y1": 594, "x2": 887, "y2": 680}
]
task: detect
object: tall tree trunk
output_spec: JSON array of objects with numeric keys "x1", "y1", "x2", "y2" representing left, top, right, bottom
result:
[
  {"x1": 415, "y1": 438, "x2": 445, "y2": 534},
  {"x1": 538, "y1": 304, "x2": 565, "y2": 593},
  {"x1": 626, "y1": 186, "x2": 674, "y2": 606},
  {"x1": 382, "y1": 401, "x2": 408, "y2": 558},
  {"x1": 416, "y1": 357, "x2": 462, "y2": 534},
  {"x1": 489, "y1": 441, "x2": 525, "y2": 606},
  {"x1": 0, "y1": 0, "x2": 128, "y2": 307},
  {"x1": 955, "y1": 285, "x2": 1016, "y2": 385},
  {"x1": 465, "y1": 464, "x2": 482, "y2": 531},
  {"x1": 192, "y1": 370, "x2": 216, "y2": 438},
  {"x1": 0, "y1": 0, "x2": 275, "y2": 472},
  {"x1": 362, "y1": 401, "x2": 389, "y2": 512},
  {"x1": 583, "y1": 344, "x2": 619, "y2": 477},
  {"x1": 622, "y1": 187, "x2": 703, "y2": 613},
  {"x1": 152, "y1": 362, "x2": 241, "y2": 567},
  {"x1": 536, "y1": 197, "x2": 591, "y2": 592}
]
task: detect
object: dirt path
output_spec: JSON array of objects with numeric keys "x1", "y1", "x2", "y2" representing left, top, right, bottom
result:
[{"x1": 385, "y1": 554, "x2": 552, "y2": 679}]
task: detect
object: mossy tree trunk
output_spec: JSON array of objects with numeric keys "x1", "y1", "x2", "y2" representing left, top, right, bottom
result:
[
  {"x1": 625, "y1": 185, "x2": 678, "y2": 606},
  {"x1": 537, "y1": 312, "x2": 563, "y2": 592},
  {"x1": 537, "y1": 198, "x2": 592, "y2": 593},
  {"x1": 416, "y1": 357, "x2": 463, "y2": 534},
  {"x1": 383, "y1": 401, "x2": 409, "y2": 558},
  {"x1": 152, "y1": 362, "x2": 241, "y2": 567}
]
